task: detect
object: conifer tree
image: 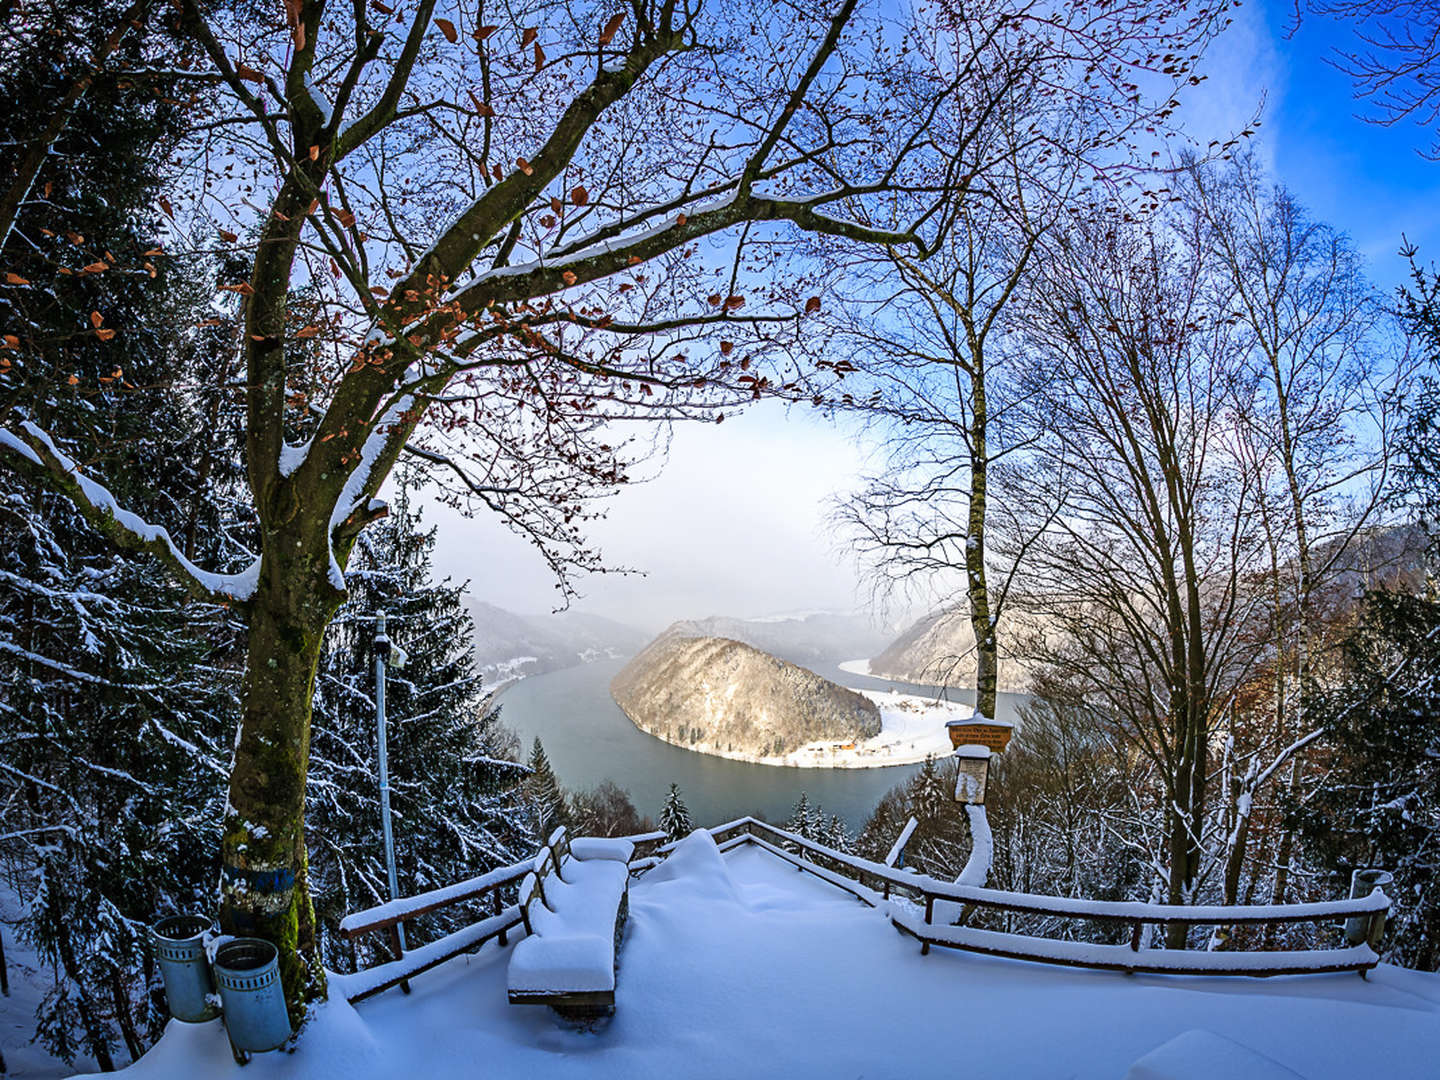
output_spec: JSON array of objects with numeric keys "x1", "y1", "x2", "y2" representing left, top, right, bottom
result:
[
  {"x1": 305, "y1": 477, "x2": 529, "y2": 966},
  {"x1": 659, "y1": 784, "x2": 694, "y2": 843},
  {"x1": 1296, "y1": 588, "x2": 1440, "y2": 969},
  {"x1": 524, "y1": 738, "x2": 570, "y2": 839},
  {"x1": 0, "y1": 1, "x2": 244, "y2": 1065},
  {"x1": 786, "y1": 792, "x2": 816, "y2": 840},
  {"x1": 825, "y1": 814, "x2": 855, "y2": 854}
]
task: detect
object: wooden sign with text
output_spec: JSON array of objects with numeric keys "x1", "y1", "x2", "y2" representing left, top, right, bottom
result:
[{"x1": 946, "y1": 722, "x2": 1013, "y2": 753}]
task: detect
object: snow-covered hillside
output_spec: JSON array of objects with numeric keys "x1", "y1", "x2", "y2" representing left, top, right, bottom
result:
[{"x1": 73, "y1": 834, "x2": 1440, "y2": 1080}]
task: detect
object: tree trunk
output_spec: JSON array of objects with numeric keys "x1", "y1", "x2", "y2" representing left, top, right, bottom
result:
[
  {"x1": 966, "y1": 359, "x2": 997, "y2": 722},
  {"x1": 219, "y1": 545, "x2": 339, "y2": 1025},
  {"x1": 1164, "y1": 767, "x2": 1192, "y2": 949},
  {"x1": 973, "y1": 380, "x2": 996, "y2": 728},
  {"x1": 109, "y1": 970, "x2": 143, "y2": 1064}
]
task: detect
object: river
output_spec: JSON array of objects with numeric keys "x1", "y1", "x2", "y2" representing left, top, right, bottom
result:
[{"x1": 492, "y1": 658, "x2": 1027, "y2": 831}]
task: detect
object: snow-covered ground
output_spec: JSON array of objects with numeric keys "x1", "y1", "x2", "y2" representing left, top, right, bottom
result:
[
  {"x1": 837, "y1": 657, "x2": 872, "y2": 676},
  {"x1": 787, "y1": 688, "x2": 969, "y2": 768},
  {"x1": 694, "y1": 687, "x2": 971, "y2": 769},
  {"x1": 77, "y1": 835, "x2": 1440, "y2": 1080},
  {"x1": 1, "y1": 887, "x2": 104, "y2": 1078}
]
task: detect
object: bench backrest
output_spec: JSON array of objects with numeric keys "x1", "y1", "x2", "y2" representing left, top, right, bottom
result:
[
  {"x1": 517, "y1": 869, "x2": 552, "y2": 936},
  {"x1": 547, "y1": 826, "x2": 575, "y2": 882}
]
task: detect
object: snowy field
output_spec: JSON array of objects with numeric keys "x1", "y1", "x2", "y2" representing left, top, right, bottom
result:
[
  {"x1": 686, "y1": 687, "x2": 972, "y2": 769},
  {"x1": 837, "y1": 657, "x2": 872, "y2": 676},
  {"x1": 787, "y1": 688, "x2": 971, "y2": 767},
  {"x1": 62, "y1": 834, "x2": 1440, "y2": 1080}
]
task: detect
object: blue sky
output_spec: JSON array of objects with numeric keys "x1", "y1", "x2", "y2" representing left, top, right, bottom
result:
[
  {"x1": 1234, "y1": 1, "x2": 1440, "y2": 288},
  {"x1": 428, "y1": 2, "x2": 1439, "y2": 632}
]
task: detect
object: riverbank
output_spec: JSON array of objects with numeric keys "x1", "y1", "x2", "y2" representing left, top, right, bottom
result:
[{"x1": 632, "y1": 686, "x2": 971, "y2": 769}]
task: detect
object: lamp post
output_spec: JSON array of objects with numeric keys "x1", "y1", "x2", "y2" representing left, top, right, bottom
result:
[{"x1": 374, "y1": 612, "x2": 409, "y2": 956}]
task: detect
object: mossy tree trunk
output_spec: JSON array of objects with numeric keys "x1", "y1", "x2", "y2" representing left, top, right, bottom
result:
[
  {"x1": 964, "y1": 341, "x2": 998, "y2": 723},
  {"x1": 220, "y1": 525, "x2": 345, "y2": 1023}
]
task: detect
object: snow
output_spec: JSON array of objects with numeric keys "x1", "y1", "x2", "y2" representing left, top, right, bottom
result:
[
  {"x1": 326, "y1": 397, "x2": 412, "y2": 591},
  {"x1": 74, "y1": 841, "x2": 1440, "y2": 1080},
  {"x1": 3, "y1": 422, "x2": 261, "y2": 602},
  {"x1": 507, "y1": 935, "x2": 614, "y2": 994},
  {"x1": 508, "y1": 846, "x2": 630, "y2": 996},
  {"x1": 277, "y1": 439, "x2": 311, "y2": 479},
  {"x1": 836, "y1": 658, "x2": 872, "y2": 676},
  {"x1": 884, "y1": 816, "x2": 919, "y2": 867},
  {"x1": 1124, "y1": 1029, "x2": 1306, "y2": 1080},
  {"x1": 301, "y1": 73, "x2": 333, "y2": 127},
  {"x1": 331, "y1": 906, "x2": 520, "y2": 1003},
  {"x1": 567, "y1": 837, "x2": 634, "y2": 863},
  {"x1": 888, "y1": 905, "x2": 1381, "y2": 973},
  {"x1": 1, "y1": 886, "x2": 105, "y2": 1077},
  {"x1": 699, "y1": 689, "x2": 973, "y2": 769},
  {"x1": 338, "y1": 861, "x2": 530, "y2": 935},
  {"x1": 956, "y1": 805, "x2": 992, "y2": 887}
]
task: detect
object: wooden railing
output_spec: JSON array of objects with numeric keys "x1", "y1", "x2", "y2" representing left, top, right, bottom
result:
[
  {"x1": 675, "y1": 818, "x2": 1390, "y2": 979},
  {"x1": 337, "y1": 830, "x2": 668, "y2": 1002},
  {"x1": 339, "y1": 819, "x2": 1387, "y2": 999}
]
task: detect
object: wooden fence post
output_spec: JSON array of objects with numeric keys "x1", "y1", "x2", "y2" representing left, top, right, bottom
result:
[
  {"x1": 387, "y1": 926, "x2": 412, "y2": 994},
  {"x1": 0, "y1": 924, "x2": 9, "y2": 997},
  {"x1": 494, "y1": 889, "x2": 507, "y2": 946}
]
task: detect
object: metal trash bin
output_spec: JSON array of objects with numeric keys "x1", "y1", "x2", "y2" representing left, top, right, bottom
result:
[
  {"x1": 150, "y1": 915, "x2": 219, "y2": 1022},
  {"x1": 213, "y1": 938, "x2": 292, "y2": 1055},
  {"x1": 1345, "y1": 868, "x2": 1394, "y2": 947}
]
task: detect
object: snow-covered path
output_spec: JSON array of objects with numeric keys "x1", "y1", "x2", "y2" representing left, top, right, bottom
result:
[{"x1": 86, "y1": 839, "x2": 1440, "y2": 1080}]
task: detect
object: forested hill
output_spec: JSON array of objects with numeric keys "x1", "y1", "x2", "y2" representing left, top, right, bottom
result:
[
  {"x1": 866, "y1": 608, "x2": 1034, "y2": 691},
  {"x1": 611, "y1": 633, "x2": 882, "y2": 758},
  {"x1": 867, "y1": 524, "x2": 1434, "y2": 690}
]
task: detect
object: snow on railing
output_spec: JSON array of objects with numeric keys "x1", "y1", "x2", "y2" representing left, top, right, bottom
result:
[
  {"x1": 339, "y1": 860, "x2": 532, "y2": 936},
  {"x1": 695, "y1": 817, "x2": 1389, "y2": 978},
  {"x1": 338, "y1": 832, "x2": 669, "y2": 1001},
  {"x1": 884, "y1": 817, "x2": 919, "y2": 868}
]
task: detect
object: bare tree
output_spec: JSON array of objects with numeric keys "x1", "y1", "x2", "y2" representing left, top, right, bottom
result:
[
  {"x1": 1181, "y1": 150, "x2": 1408, "y2": 914},
  {"x1": 823, "y1": 3, "x2": 1219, "y2": 721},
  {"x1": 0, "y1": 0, "x2": 1229, "y2": 1014},
  {"x1": 1297, "y1": 1, "x2": 1440, "y2": 157},
  {"x1": 1017, "y1": 210, "x2": 1263, "y2": 946}
]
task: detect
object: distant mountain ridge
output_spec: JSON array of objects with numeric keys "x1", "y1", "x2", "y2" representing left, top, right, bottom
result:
[
  {"x1": 468, "y1": 600, "x2": 649, "y2": 685},
  {"x1": 867, "y1": 607, "x2": 1033, "y2": 691},
  {"x1": 865, "y1": 523, "x2": 1435, "y2": 691},
  {"x1": 664, "y1": 611, "x2": 891, "y2": 667}
]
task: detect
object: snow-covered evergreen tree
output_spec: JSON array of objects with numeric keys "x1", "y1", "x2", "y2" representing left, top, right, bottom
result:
[
  {"x1": 824, "y1": 814, "x2": 855, "y2": 854},
  {"x1": 1297, "y1": 587, "x2": 1440, "y2": 970},
  {"x1": 306, "y1": 478, "x2": 529, "y2": 968},
  {"x1": 858, "y1": 757, "x2": 974, "y2": 880},
  {"x1": 524, "y1": 738, "x2": 570, "y2": 840},
  {"x1": 659, "y1": 783, "x2": 694, "y2": 842},
  {"x1": 0, "y1": 4, "x2": 246, "y2": 1064}
]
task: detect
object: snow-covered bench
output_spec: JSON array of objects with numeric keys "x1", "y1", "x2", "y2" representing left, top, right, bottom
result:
[{"x1": 507, "y1": 827, "x2": 632, "y2": 1018}]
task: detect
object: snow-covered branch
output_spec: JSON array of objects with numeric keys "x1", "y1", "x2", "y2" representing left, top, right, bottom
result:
[{"x1": 0, "y1": 420, "x2": 259, "y2": 605}]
